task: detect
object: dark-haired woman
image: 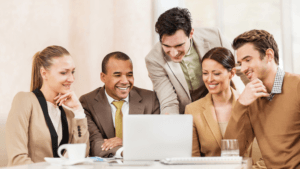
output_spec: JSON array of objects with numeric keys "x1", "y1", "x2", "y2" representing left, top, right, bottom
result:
[
  {"x1": 6, "y1": 46, "x2": 89, "y2": 166},
  {"x1": 185, "y1": 47, "x2": 238, "y2": 156},
  {"x1": 184, "y1": 47, "x2": 264, "y2": 167}
]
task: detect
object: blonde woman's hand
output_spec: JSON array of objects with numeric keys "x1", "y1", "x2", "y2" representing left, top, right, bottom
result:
[{"x1": 54, "y1": 91, "x2": 82, "y2": 110}]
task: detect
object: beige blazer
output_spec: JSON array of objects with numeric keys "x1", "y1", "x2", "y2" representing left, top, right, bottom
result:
[
  {"x1": 5, "y1": 92, "x2": 89, "y2": 166},
  {"x1": 79, "y1": 86, "x2": 160, "y2": 157},
  {"x1": 184, "y1": 88, "x2": 239, "y2": 156},
  {"x1": 145, "y1": 27, "x2": 248, "y2": 115}
]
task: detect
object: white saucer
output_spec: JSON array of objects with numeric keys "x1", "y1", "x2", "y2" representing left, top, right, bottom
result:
[{"x1": 44, "y1": 157, "x2": 93, "y2": 166}]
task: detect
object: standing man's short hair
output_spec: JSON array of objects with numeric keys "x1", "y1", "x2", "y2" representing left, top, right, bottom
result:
[
  {"x1": 232, "y1": 29, "x2": 279, "y2": 65},
  {"x1": 155, "y1": 7, "x2": 192, "y2": 41}
]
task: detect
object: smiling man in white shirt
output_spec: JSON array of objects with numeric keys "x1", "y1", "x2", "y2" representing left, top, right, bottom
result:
[{"x1": 80, "y1": 51, "x2": 160, "y2": 158}]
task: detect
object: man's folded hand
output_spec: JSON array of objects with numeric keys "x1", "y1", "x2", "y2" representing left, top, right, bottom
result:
[{"x1": 101, "y1": 137, "x2": 122, "y2": 151}]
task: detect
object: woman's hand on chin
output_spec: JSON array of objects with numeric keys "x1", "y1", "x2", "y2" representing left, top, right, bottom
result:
[{"x1": 54, "y1": 91, "x2": 82, "y2": 110}]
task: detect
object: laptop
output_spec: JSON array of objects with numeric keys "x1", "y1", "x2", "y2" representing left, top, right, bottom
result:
[{"x1": 123, "y1": 115, "x2": 193, "y2": 161}]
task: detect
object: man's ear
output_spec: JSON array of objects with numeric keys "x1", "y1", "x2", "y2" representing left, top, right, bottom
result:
[
  {"x1": 189, "y1": 28, "x2": 194, "y2": 39},
  {"x1": 100, "y1": 72, "x2": 105, "y2": 83},
  {"x1": 229, "y1": 68, "x2": 236, "y2": 79},
  {"x1": 40, "y1": 67, "x2": 47, "y2": 80},
  {"x1": 265, "y1": 48, "x2": 275, "y2": 63}
]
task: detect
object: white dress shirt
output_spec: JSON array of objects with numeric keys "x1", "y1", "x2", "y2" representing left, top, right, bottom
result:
[
  {"x1": 46, "y1": 101, "x2": 85, "y2": 144},
  {"x1": 104, "y1": 90, "x2": 129, "y2": 158},
  {"x1": 47, "y1": 101, "x2": 63, "y2": 144}
]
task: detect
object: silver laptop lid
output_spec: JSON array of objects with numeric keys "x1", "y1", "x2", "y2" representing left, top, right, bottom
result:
[{"x1": 123, "y1": 115, "x2": 193, "y2": 161}]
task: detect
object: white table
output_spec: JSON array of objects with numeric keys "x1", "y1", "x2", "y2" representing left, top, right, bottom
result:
[{"x1": 1, "y1": 159, "x2": 251, "y2": 169}]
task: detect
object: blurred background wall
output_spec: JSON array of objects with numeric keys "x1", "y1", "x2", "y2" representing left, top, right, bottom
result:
[{"x1": 0, "y1": 0, "x2": 299, "y2": 166}]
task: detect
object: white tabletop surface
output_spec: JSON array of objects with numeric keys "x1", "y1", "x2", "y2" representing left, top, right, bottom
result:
[{"x1": 1, "y1": 159, "x2": 251, "y2": 169}]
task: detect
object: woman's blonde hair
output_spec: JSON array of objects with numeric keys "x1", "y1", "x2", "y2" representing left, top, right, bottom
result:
[{"x1": 30, "y1": 46, "x2": 70, "y2": 91}]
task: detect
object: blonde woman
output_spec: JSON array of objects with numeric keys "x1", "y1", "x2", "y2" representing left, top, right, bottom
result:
[{"x1": 6, "y1": 46, "x2": 89, "y2": 166}]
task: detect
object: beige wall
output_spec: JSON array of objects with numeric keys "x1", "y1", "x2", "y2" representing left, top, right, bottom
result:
[
  {"x1": 186, "y1": 0, "x2": 219, "y2": 27},
  {"x1": 0, "y1": 0, "x2": 153, "y2": 166},
  {"x1": 291, "y1": 0, "x2": 300, "y2": 73},
  {"x1": 186, "y1": 0, "x2": 282, "y2": 61}
]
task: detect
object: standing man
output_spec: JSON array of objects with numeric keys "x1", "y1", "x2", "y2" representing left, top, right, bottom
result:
[
  {"x1": 225, "y1": 29, "x2": 300, "y2": 168},
  {"x1": 145, "y1": 7, "x2": 247, "y2": 114},
  {"x1": 80, "y1": 52, "x2": 160, "y2": 157}
]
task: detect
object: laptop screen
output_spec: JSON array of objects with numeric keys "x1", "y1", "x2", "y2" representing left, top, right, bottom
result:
[{"x1": 123, "y1": 115, "x2": 193, "y2": 160}]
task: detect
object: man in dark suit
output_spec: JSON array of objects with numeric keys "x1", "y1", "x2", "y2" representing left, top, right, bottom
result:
[{"x1": 80, "y1": 51, "x2": 160, "y2": 158}]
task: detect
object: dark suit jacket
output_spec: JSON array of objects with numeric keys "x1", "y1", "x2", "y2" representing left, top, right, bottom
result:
[{"x1": 79, "y1": 86, "x2": 160, "y2": 157}]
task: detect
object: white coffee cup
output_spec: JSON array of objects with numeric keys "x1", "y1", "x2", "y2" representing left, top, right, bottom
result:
[{"x1": 57, "y1": 143, "x2": 86, "y2": 161}]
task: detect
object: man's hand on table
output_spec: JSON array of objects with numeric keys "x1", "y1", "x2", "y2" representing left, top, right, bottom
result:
[{"x1": 101, "y1": 137, "x2": 122, "y2": 151}]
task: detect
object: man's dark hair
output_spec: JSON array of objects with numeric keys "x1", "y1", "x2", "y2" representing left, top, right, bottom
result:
[
  {"x1": 102, "y1": 51, "x2": 132, "y2": 74},
  {"x1": 155, "y1": 7, "x2": 192, "y2": 41},
  {"x1": 232, "y1": 29, "x2": 279, "y2": 65}
]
